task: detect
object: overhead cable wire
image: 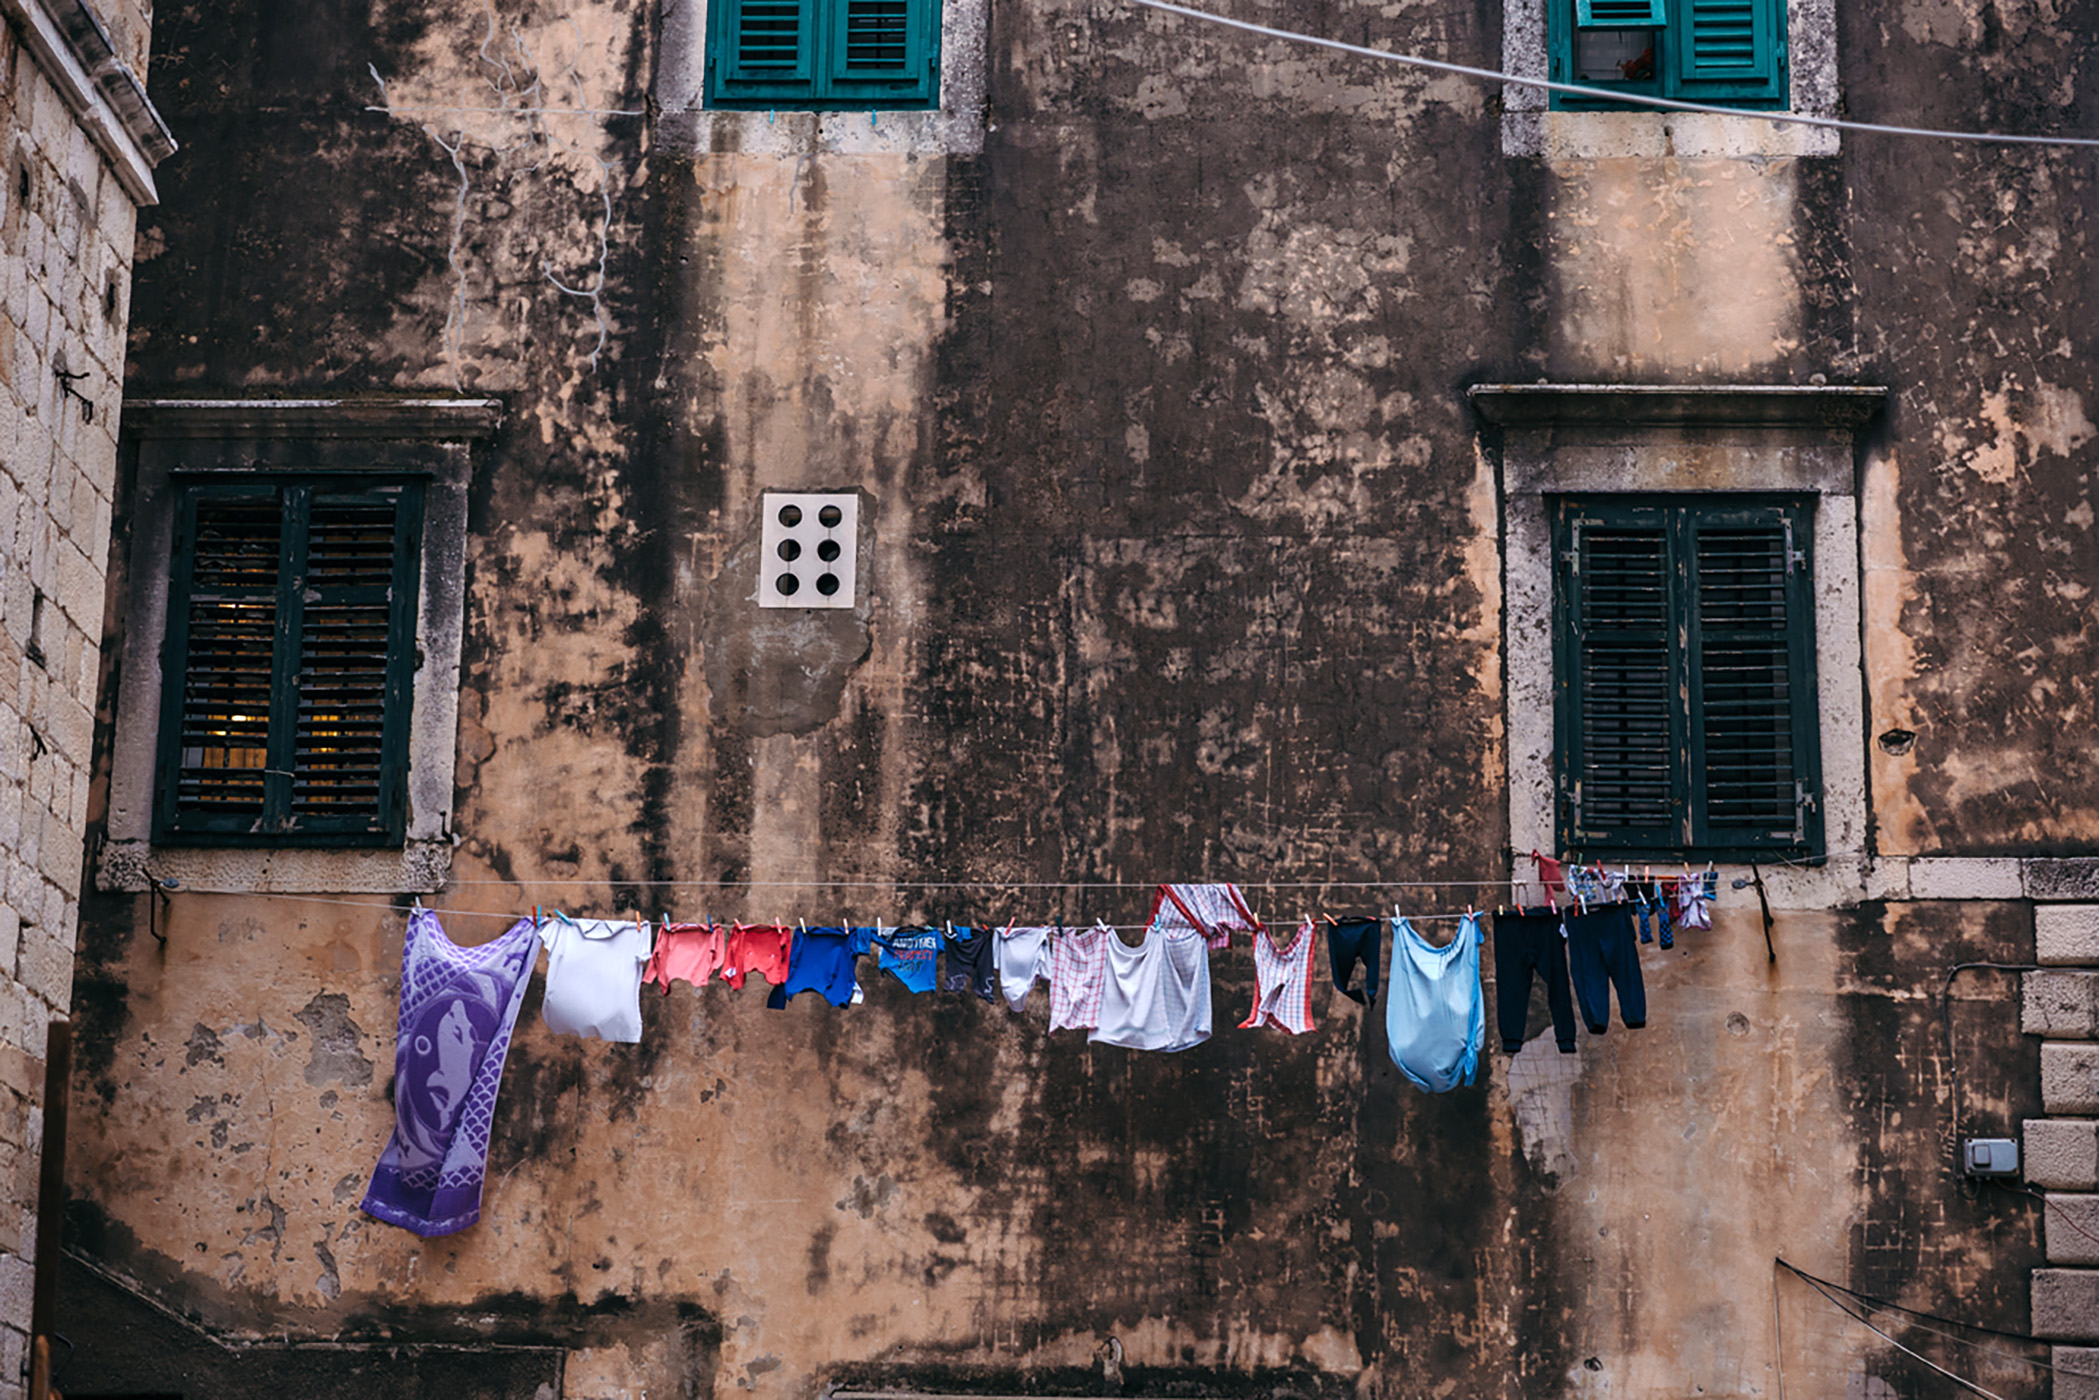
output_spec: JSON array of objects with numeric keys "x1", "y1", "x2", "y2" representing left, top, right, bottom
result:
[
  {"x1": 1126, "y1": 0, "x2": 2099, "y2": 150},
  {"x1": 1782, "y1": 1266, "x2": 2009, "y2": 1398},
  {"x1": 1776, "y1": 1258, "x2": 2099, "y2": 1379}
]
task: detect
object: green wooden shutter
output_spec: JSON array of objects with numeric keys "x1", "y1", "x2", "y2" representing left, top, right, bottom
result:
[
  {"x1": 1672, "y1": 0, "x2": 1784, "y2": 103},
  {"x1": 1686, "y1": 503, "x2": 1819, "y2": 851},
  {"x1": 1557, "y1": 502, "x2": 1682, "y2": 851},
  {"x1": 158, "y1": 485, "x2": 284, "y2": 831},
  {"x1": 155, "y1": 477, "x2": 423, "y2": 846},
  {"x1": 1554, "y1": 495, "x2": 1821, "y2": 859},
  {"x1": 827, "y1": 0, "x2": 937, "y2": 104},
  {"x1": 293, "y1": 487, "x2": 423, "y2": 841},
  {"x1": 1576, "y1": 0, "x2": 1666, "y2": 28}
]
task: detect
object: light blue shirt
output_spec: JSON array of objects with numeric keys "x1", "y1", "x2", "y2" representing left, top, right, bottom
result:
[{"x1": 1384, "y1": 914, "x2": 1484, "y2": 1093}]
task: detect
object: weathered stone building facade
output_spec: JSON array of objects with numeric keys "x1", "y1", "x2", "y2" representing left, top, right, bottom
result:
[
  {"x1": 36, "y1": 0, "x2": 2099, "y2": 1395},
  {"x1": 0, "y1": 0, "x2": 167, "y2": 1389}
]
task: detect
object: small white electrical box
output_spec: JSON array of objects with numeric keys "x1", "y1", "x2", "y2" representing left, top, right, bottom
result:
[
  {"x1": 758, "y1": 492, "x2": 858, "y2": 609},
  {"x1": 1962, "y1": 1138, "x2": 2020, "y2": 1176}
]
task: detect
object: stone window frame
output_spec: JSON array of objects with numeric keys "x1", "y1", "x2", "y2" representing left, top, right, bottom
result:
[
  {"x1": 1500, "y1": 0, "x2": 1840, "y2": 158},
  {"x1": 96, "y1": 399, "x2": 499, "y2": 895},
  {"x1": 1471, "y1": 383, "x2": 1885, "y2": 910},
  {"x1": 656, "y1": 0, "x2": 987, "y2": 156}
]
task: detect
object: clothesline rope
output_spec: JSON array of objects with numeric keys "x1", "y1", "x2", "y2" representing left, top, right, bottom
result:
[{"x1": 153, "y1": 890, "x2": 1489, "y2": 926}]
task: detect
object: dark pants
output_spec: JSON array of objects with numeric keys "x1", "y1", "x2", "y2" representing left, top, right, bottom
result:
[
  {"x1": 1327, "y1": 918, "x2": 1383, "y2": 1005},
  {"x1": 1492, "y1": 911, "x2": 1578, "y2": 1053},
  {"x1": 1566, "y1": 906, "x2": 1647, "y2": 1033}
]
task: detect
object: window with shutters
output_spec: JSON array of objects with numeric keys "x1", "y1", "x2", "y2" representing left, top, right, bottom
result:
[
  {"x1": 1550, "y1": 495, "x2": 1822, "y2": 859},
  {"x1": 153, "y1": 476, "x2": 424, "y2": 846},
  {"x1": 1548, "y1": 0, "x2": 1787, "y2": 109},
  {"x1": 706, "y1": 0, "x2": 939, "y2": 109}
]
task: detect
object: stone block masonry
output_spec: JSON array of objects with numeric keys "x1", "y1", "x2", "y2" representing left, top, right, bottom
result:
[{"x1": 0, "y1": 0, "x2": 164, "y2": 1372}]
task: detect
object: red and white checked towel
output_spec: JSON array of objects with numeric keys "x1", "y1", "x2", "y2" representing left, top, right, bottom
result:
[
  {"x1": 1148, "y1": 883, "x2": 1264, "y2": 951},
  {"x1": 1239, "y1": 918, "x2": 1318, "y2": 1034},
  {"x1": 1048, "y1": 924, "x2": 1111, "y2": 1032}
]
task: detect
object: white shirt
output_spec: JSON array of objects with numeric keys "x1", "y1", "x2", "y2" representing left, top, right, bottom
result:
[
  {"x1": 1089, "y1": 927, "x2": 1212, "y2": 1052},
  {"x1": 540, "y1": 917, "x2": 651, "y2": 1043}
]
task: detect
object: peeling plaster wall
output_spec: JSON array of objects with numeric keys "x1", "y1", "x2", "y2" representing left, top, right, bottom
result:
[{"x1": 53, "y1": 0, "x2": 2099, "y2": 1396}]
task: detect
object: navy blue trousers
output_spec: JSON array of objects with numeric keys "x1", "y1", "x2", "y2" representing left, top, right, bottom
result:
[{"x1": 1565, "y1": 906, "x2": 1647, "y2": 1033}]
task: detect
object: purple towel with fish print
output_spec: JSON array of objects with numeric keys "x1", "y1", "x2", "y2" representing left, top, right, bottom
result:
[{"x1": 361, "y1": 910, "x2": 539, "y2": 1237}]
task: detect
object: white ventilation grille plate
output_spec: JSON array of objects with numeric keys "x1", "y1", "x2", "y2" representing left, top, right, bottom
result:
[{"x1": 758, "y1": 492, "x2": 859, "y2": 608}]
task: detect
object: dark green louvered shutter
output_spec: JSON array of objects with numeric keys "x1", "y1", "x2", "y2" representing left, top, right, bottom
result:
[
  {"x1": 1553, "y1": 496, "x2": 1821, "y2": 858},
  {"x1": 1576, "y1": 0, "x2": 1666, "y2": 27},
  {"x1": 156, "y1": 477, "x2": 424, "y2": 846},
  {"x1": 1558, "y1": 505, "x2": 1680, "y2": 850},
  {"x1": 1673, "y1": 0, "x2": 1784, "y2": 103}
]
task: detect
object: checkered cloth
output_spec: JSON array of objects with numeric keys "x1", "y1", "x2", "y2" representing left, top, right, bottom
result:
[
  {"x1": 1148, "y1": 883, "x2": 1264, "y2": 950},
  {"x1": 1048, "y1": 924, "x2": 1110, "y2": 1032}
]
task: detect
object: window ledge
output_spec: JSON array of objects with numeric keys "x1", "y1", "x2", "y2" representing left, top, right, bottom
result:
[
  {"x1": 99, "y1": 840, "x2": 453, "y2": 895},
  {"x1": 1470, "y1": 383, "x2": 1888, "y2": 430},
  {"x1": 122, "y1": 397, "x2": 504, "y2": 441}
]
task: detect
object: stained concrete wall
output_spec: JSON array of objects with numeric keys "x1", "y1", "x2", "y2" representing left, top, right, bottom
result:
[
  {"x1": 54, "y1": 0, "x2": 2099, "y2": 1395},
  {"x1": 0, "y1": 0, "x2": 159, "y2": 1386}
]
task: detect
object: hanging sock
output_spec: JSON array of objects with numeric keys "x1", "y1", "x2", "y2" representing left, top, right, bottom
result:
[{"x1": 362, "y1": 909, "x2": 539, "y2": 1237}]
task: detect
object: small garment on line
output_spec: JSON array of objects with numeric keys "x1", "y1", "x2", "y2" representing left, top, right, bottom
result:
[
  {"x1": 1327, "y1": 917, "x2": 1383, "y2": 1005},
  {"x1": 1090, "y1": 926, "x2": 1212, "y2": 1051},
  {"x1": 362, "y1": 910, "x2": 539, "y2": 1237},
  {"x1": 1531, "y1": 850, "x2": 1568, "y2": 905},
  {"x1": 722, "y1": 923, "x2": 794, "y2": 989},
  {"x1": 941, "y1": 925, "x2": 997, "y2": 1001},
  {"x1": 1385, "y1": 914, "x2": 1485, "y2": 1093},
  {"x1": 540, "y1": 916, "x2": 651, "y2": 1043},
  {"x1": 876, "y1": 927, "x2": 941, "y2": 993},
  {"x1": 1047, "y1": 924, "x2": 1111, "y2": 1031},
  {"x1": 1148, "y1": 883, "x2": 1263, "y2": 951},
  {"x1": 1566, "y1": 905, "x2": 1647, "y2": 1033},
  {"x1": 1491, "y1": 909, "x2": 1576, "y2": 1055},
  {"x1": 646, "y1": 921, "x2": 725, "y2": 994},
  {"x1": 1239, "y1": 918, "x2": 1317, "y2": 1034},
  {"x1": 1674, "y1": 872, "x2": 1716, "y2": 931},
  {"x1": 767, "y1": 927, "x2": 863, "y2": 1009},
  {"x1": 995, "y1": 925, "x2": 1053, "y2": 1011}
]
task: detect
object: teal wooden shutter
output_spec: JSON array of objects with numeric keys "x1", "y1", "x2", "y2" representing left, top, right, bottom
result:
[
  {"x1": 713, "y1": 0, "x2": 818, "y2": 101},
  {"x1": 1576, "y1": 0, "x2": 1666, "y2": 28},
  {"x1": 827, "y1": 0, "x2": 937, "y2": 104},
  {"x1": 155, "y1": 477, "x2": 423, "y2": 846},
  {"x1": 1672, "y1": 0, "x2": 1784, "y2": 103}
]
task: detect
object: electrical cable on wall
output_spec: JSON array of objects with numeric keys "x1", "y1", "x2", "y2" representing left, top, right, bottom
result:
[{"x1": 1126, "y1": 0, "x2": 2099, "y2": 149}]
